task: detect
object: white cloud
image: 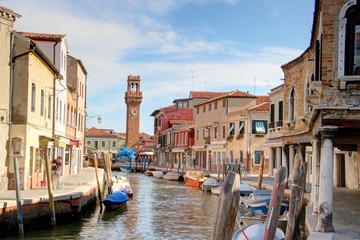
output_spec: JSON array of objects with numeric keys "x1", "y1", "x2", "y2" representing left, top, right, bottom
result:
[{"x1": 2, "y1": 0, "x2": 304, "y2": 133}]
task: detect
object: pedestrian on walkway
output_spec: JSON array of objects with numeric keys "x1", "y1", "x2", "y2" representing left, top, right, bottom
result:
[
  {"x1": 51, "y1": 156, "x2": 62, "y2": 190},
  {"x1": 192, "y1": 159, "x2": 196, "y2": 169}
]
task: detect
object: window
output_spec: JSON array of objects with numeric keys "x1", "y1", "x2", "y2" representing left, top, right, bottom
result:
[
  {"x1": 214, "y1": 127, "x2": 218, "y2": 140},
  {"x1": 202, "y1": 129, "x2": 205, "y2": 139},
  {"x1": 290, "y1": 88, "x2": 295, "y2": 121},
  {"x1": 47, "y1": 96, "x2": 51, "y2": 119},
  {"x1": 196, "y1": 130, "x2": 199, "y2": 140},
  {"x1": 222, "y1": 100, "x2": 226, "y2": 108},
  {"x1": 254, "y1": 151, "x2": 264, "y2": 165},
  {"x1": 183, "y1": 102, "x2": 188, "y2": 108},
  {"x1": 238, "y1": 121, "x2": 245, "y2": 134},
  {"x1": 63, "y1": 103, "x2": 66, "y2": 124},
  {"x1": 277, "y1": 100, "x2": 284, "y2": 127},
  {"x1": 203, "y1": 106, "x2": 206, "y2": 113},
  {"x1": 56, "y1": 98, "x2": 59, "y2": 120},
  {"x1": 59, "y1": 100, "x2": 62, "y2": 122},
  {"x1": 74, "y1": 108, "x2": 77, "y2": 127},
  {"x1": 252, "y1": 120, "x2": 267, "y2": 134},
  {"x1": 178, "y1": 102, "x2": 183, "y2": 108},
  {"x1": 270, "y1": 103, "x2": 275, "y2": 127},
  {"x1": 228, "y1": 122, "x2": 235, "y2": 136},
  {"x1": 113, "y1": 141, "x2": 116, "y2": 148},
  {"x1": 344, "y1": 4, "x2": 360, "y2": 75},
  {"x1": 94, "y1": 141, "x2": 98, "y2": 149},
  {"x1": 314, "y1": 39, "x2": 322, "y2": 80},
  {"x1": 208, "y1": 103, "x2": 212, "y2": 111},
  {"x1": 222, "y1": 126, "x2": 226, "y2": 139},
  {"x1": 31, "y1": 83, "x2": 36, "y2": 112},
  {"x1": 102, "y1": 141, "x2": 105, "y2": 147},
  {"x1": 87, "y1": 141, "x2": 91, "y2": 145},
  {"x1": 40, "y1": 89, "x2": 44, "y2": 116},
  {"x1": 214, "y1": 101, "x2": 218, "y2": 110}
]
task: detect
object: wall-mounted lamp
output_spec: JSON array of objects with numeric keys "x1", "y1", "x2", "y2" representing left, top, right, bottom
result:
[{"x1": 86, "y1": 115, "x2": 102, "y2": 124}]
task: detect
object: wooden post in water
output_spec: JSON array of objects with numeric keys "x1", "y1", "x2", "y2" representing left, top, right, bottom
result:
[
  {"x1": 257, "y1": 154, "x2": 265, "y2": 189},
  {"x1": 211, "y1": 172, "x2": 240, "y2": 240},
  {"x1": 103, "y1": 153, "x2": 112, "y2": 195},
  {"x1": 285, "y1": 154, "x2": 308, "y2": 240},
  {"x1": 263, "y1": 166, "x2": 287, "y2": 240},
  {"x1": 45, "y1": 152, "x2": 56, "y2": 228},
  {"x1": 13, "y1": 156, "x2": 24, "y2": 237},
  {"x1": 93, "y1": 154, "x2": 103, "y2": 212}
]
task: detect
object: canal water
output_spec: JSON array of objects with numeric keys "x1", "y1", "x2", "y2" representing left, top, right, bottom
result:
[{"x1": 18, "y1": 172, "x2": 221, "y2": 239}]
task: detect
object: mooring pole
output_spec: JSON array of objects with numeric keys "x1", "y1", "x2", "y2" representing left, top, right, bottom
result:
[
  {"x1": 45, "y1": 152, "x2": 56, "y2": 228},
  {"x1": 13, "y1": 157, "x2": 24, "y2": 237}
]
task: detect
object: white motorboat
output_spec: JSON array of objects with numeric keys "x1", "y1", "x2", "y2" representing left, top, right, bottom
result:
[
  {"x1": 152, "y1": 171, "x2": 165, "y2": 179},
  {"x1": 163, "y1": 171, "x2": 181, "y2": 181}
]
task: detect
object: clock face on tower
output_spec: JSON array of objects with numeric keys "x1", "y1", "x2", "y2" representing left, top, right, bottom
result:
[{"x1": 131, "y1": 109, "x2": 137, "y2": 116}]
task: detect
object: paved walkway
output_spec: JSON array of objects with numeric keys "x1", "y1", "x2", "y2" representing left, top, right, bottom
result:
[{"x1": 0, "y1": 167, "x2": 103, "y2": 209}]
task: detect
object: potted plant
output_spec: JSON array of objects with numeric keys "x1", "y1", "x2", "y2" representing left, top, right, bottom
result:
[
  {"x1": 226, "y1": 135, "x2": 234, "y2": 142},
  {"x1": 236, "y1": 133, "x2": 243, "y2": 140},
  {"x1": 354, "y1": 66, "x2": 360, "y2": 75}
]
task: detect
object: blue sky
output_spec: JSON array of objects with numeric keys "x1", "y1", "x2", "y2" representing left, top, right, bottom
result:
[{"x1": 2, "y1": 0, "x2": 314, "y2": 134}]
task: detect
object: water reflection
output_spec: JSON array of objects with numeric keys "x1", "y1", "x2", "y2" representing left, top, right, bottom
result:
[{"x1": 19, "y1": 172, "x2": 219, "y2": 240}]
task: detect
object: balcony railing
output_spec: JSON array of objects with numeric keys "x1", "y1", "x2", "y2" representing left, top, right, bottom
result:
[
  {"x1": 268, "y1": 122, "x2": 275, "y2": 129},
  {"x1": 204, "y1": 137, "x2": 210, "y2": 144},
  {"x1": 276, "y1": 121, "x2": 283, "y2": 127}
]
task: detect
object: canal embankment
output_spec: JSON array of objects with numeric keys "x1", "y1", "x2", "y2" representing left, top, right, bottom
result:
[{"x1": 0, "y1": 167, "x2": 104, "y2": 238}]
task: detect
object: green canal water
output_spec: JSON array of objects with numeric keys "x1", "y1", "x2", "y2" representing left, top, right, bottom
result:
[{"x1": 15, "y1": 172, "x2": 221, "y2": 239}]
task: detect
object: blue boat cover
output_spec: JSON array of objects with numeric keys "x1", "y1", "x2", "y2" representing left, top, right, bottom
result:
[{"x1": 102, "y1": 191, "x2": 129, "y2": 205}]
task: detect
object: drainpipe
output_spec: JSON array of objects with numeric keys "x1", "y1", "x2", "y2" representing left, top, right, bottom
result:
[
  {"x1": 52, "y1": 41, "x2": 58, "y2": 160},
  {"x1": 9, "y1": 31, "x2": 15, "y2": 124}
]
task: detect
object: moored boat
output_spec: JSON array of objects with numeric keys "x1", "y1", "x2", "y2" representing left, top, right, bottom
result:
[
  {"x1": 201, "y1": 177, "x2": 218, "y2": 191},
  {"x1": 184, "y1": 170, "x2": 206, "y2": 188},
  {"x1": 240, "y1": 190, "x2": 289, "y2": 215},
  {"x1": 239, "y1": 214, "x2": 288, "y2": 234},
  {"x1": 232, "y1": 224, "x2": 285, "y2": 240},
  {"x1": 102, "y1": 191, "x2": 129, "y2": 210},
  {"x1": 163, "y1": 171, "x2": 181, "y2": 181},
  {"x1": 144, "y1": 170, "x2": 154, "y2": 176},
  {"x1": 152, "y1": 171, "x2": 165, "y2": 178},
  {"x1": 120, "y1": 166, "x2": 134, "y2": 173}
]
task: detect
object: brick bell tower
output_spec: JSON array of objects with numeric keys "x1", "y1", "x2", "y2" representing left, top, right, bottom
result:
[{"x1": 125, "y1": 75, "x2": 142, "y2": 149}]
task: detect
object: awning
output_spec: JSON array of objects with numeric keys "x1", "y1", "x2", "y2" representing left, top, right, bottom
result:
[
  {"x1": 263, "y1": 139, "x2": 285, "y2": 147},
  {"x1": 207, "y1": 140, "x2": 227, "y2": 150},
  {"x1": 192, "y1": 144, "x2": 205, "y2": 150},
  {"x1": 139, "y1": 151, "x2": 154, "y2": 156},
  {"x1": 172, "y1": 148, "x2": 185, "y2": 153},
  {"x1": 55, "y1": 136, "x2": 70, "y2": 148}
]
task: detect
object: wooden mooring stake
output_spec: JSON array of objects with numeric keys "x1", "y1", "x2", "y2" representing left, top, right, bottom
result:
[
  {"x1": 257, "y1": 154, "x2": 265, "y2": 189},
  {"x1": 211, "y1": 172, "x2": 240, "y2": 240},
  {"x1": 285, "y1": 154, "x2": 308, "y2": 240},
  {"x1": 263, "y1": 166, "x2": 287, "y2": 240}
]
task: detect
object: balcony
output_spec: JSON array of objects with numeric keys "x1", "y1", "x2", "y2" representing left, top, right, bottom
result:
[
  {"x1": 204, "y1": 137, "x2": 210, "y2": 144},
  {"x1": 276, "y1": 121, "x2": 283, "y2": 127},
  {"x1": 268, "y1": 122, "x2": 275, "y2": 129}
]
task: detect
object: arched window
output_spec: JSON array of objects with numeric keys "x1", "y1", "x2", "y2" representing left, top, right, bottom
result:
[
  {"x1": 345, "y1": 5, "x2": 360, "y2": 75},
  {"x1": 290, "y1": 88, "x2": 295, "y2": 121},
  {"x1": 338, "y1": 0, "x2": 360, "y2": 76}
]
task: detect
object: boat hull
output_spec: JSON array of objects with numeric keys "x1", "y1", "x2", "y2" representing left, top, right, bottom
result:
[
  {"x1": 184, "y1": 177, "x2": 205, "y2": 188},
  {"x1": 240, "y1": 216, "x2": 287, "y2": 234}
]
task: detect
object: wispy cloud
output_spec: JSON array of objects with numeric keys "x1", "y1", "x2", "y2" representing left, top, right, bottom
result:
[{"x1": 3, "y1": 0, "x2": 306, "y2": 133}]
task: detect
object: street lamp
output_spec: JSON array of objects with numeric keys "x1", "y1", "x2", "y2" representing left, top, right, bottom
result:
[{"x1": 86, "y1": 115, "x2": 102, "y2": 124}]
